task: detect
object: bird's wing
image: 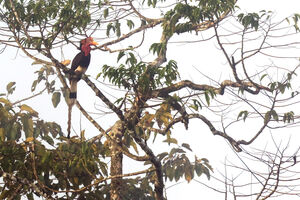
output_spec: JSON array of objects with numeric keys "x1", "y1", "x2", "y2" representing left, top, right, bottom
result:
[{"x1": 71, "y1": 52, "x2": 84, "y2": 71}]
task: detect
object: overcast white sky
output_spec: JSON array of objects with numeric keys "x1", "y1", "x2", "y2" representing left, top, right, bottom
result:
[{"x1": 1, "y1": 0, "x2": 300, "y2": 199}]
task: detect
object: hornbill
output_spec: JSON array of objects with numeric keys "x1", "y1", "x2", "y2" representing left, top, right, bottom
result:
[
  {"x1": 69, "y1": 37, "x2": 98, "y2": 103},
  {"x1": 67, "y1": 37, "x2": 98, "y2": 138}
]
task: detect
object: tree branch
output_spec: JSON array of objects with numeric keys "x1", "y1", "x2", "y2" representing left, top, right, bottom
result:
[
  {"x1": 81, "y1": 75, "x2": 125, "y2": 121},
  {"x1": 151, "y1": 79, "x2": 271, "y2": 98},
  {"x1": 1, "y1": 168, "x2": 55, "y2": 200},
  {"x1": 131, "y1": 131, "x2": 165, "y2": 200}
]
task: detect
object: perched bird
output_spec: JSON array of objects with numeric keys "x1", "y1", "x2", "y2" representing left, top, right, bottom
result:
[
  {"x1": 67, "y1": 37, "x2": 98, "y2": 138},
  {"x1": 69, "y1": 37, "x2": 98, "y2": 102}
]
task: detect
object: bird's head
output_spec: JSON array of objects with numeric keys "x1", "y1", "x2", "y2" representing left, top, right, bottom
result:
[{"x1": 80, "y1": 37, "x2": 98, "y2": 56}]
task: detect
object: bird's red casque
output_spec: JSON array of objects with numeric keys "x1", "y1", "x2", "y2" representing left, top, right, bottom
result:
[
  {"x1": 69, "y1": 37, "x2": 98, "y2": 101},
  {"x1": 80, "y1": 37, "x2": 98, "y2": 56}
]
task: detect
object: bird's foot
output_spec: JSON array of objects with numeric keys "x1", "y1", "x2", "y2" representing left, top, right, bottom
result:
[{"x1": 61, "y1": 59, "x2": 71, "y2": 66}]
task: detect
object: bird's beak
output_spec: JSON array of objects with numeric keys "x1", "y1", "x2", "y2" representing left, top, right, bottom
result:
[{"x1": 91, "y1": 41, "x2": 98, "y2": 46}]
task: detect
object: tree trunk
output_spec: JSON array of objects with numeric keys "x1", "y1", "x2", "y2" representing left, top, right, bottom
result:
[{"x1": 110, "y1": 121, "x2": 123, "y2": 200}]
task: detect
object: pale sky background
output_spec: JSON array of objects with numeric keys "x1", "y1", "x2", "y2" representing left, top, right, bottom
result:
[{"x1": 1, "y1": 0, "x2": 300, "y2": 199}]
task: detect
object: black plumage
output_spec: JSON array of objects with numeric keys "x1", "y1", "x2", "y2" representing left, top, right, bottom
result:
[
  {"x1": 70, "y1": 52, "x2": 91, "y2": 82},
  {"x1": 71, "y1": 52, "x2": 91, "y2": 71},
  {"x1": 293, "y1": 155, "x2": 296, "y2": 166},
  {"x1": 69, "y1": 37, "x2": 98, "y2": 100}
]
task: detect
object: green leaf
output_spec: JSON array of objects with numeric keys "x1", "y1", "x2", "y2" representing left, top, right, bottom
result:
[
  {"x1": 33, "y1": 127, "x2": 41, "y2": 138},
  {"x1": 8, "y1": 124, "x2": 20, "y2": 140},
  {"x1": 264, "y1": 111, "x2": 271, "y2": 124},
  {"x1": 152, "y1": 131, "x2": 158, "y2": 143},
  {"x1": 238, "y1": 12, "x2": 261, "y2": 31},
  {"x1": 182, "y1": 143, "x2": 192, "y2": 151},
  {"x1": 149, "y1": 43, "x2": 166, "y2": 55},
  {"x1": 260, "y1": 74, "x2": 267, "y2": 81},
  {"x1": 41, "y1": 151, "x2": 50, "y2": 164},
  {"x1": 115, "y1": 21, "x2": 121, "y2": 37},
  {"x1": 157, "y1": 152, "x2": 168, "y2": 161},
  {"x1": 278, "y1": 83, "x2": 285, "y2": 94},
  {"x1": 163, "y1": 137, "x2": 178, "y2": 145},
  {"x1": 99, "y1": 162, "x2": 108, "y2": 176},
  {"x1": 175, "y1": 166, "x2": 183, "y2": 182},
  {"x1": 20, "y1": 104, "x2": 38, "y2": 116},
  {"x1": 114, "y1": 97, "x2": 124, "y2": 105},
  {"x1": 96, "y1": 72, "x2": 102, "y2": 80},
  {"x1": 31, "y1": 80, "x2": 38, "y2": 92},
  {"x1": 170, "y1": 148, "x2": 185, "y2": 156},
  {"x1": 195, "y1": 164, "x2": 202, "y2": 176},
  {"x1": 0, "y1": 128, "x2": 5, "y2": 141},
  {"x1": 130, "y1": 140, "x2": 139, "y2": 154},
  {"x1": 26, "y1": 193, "x2": 34, "y2": 200},
  {"x1": 165, "y1": 165, "x2": 175, "y2": 181},
  {"x1": 184, "y1": 166, "x2": 193, "y2": 183},
  {"x1": 237, "y1": 110, "x2": 248, "y2": 121},
  {"x1": 286, "y1": 17, "x2": 290, "y2": 24},
  {"x1": 117, "y1": 51, "x2": 125, "y2": 62},
  {"x1": 52, "y1": 92, "x2": 61, "y2": 108},
  {"x1": 268, "y1": 82, "x2": 276, "y2": 91},
  {"x1": 106, "y1": 23, "x2": 115, "y2": 36},
  {"x1": 283, "y1": 111, "x2": 294, "y2": 123},
  {"x1": 191, "y1": 99, "x2": 202, "y2": 111},
  {"x1": 104, "y1": 8, "x2": 109, "y2": 19},
  {"x1": 126, "y1": 19, "x2": 135, "y2": 29},
  {"x1": 80, "y1": 130, "x2": 85, "y2": 140},
  {"x1": 202, "y1": 165, "x2": 210, "y2": 180},
  {"x1": 6, "y1": 82, "x2": 16, "y2": 95},
  {"x1": 0, "y1": 98, "x2": 11, "y2": 106},
  {"x1": 0, "y1": 190, "x2": 10, "y2": 199},
  {"x1": 44, "y1": 134, "x2": 54, "y2": 146},
  {"x1": 204, "y1": 91, "x2": 210, "y2": 106},
  {"x1": 264, "y1": 110, "x2": 278, "y2": 123},
  {"x1": 202, "y1": 159, "x2": 213, "y2": 172},
  {"x1": 271, "y1": 110, "x2": 279, "y2": 122},
  {"x1": 22, "y1": 116, "x2": 34, "y2": 138}
]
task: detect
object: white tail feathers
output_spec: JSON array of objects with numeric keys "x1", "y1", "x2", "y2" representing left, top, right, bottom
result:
[
  {"x1": 70, "y1": 80, "x2": 77, "y2": 94},
  {"x1": 69, "y1": 80, "x2": 77, "y2": 106},
  {"x1": 67, "y1": 104, "x2": 72, "y2": 138},
  {"x1": 67, "y1": 80, "x2": 76, "y2": 137}
]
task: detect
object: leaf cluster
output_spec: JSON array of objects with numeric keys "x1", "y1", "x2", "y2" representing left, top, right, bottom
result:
[
  {"x1": 0, "y1": 96, "x2": 63, "y2": 142},
  {"x1": 157, "y1": 144, "x2": 213, "y2": 183},
  {"x1": 162, "y1": 0, "x2": 235, "y2": 36},
  {"x1": 31, "y1": 63, "x2": 68, "y2": 108},
  {"x1": 1, "y1": 0, "x2": 91, "y2": 48},
  {"x1": 0, "y1": 95, "x2": 161, "y2": 199},
  {"x1": 100, "y1": 51, "x2": 179, "y2": 92},
  {"x1": 106, "y1": 20, "x2": 121, "y2": 37},
  {"x1": 267, "y1": 72, "x2": 295, "y2": 93},
  {"x1": 31, "y1": 64, "x2": 56, "y2": 92},
  {"x1": 238, "y1": 10, "x2": 272, "y2": 31},
  {"x1": 286, "y1": 14, "x2": 300, "y2": 32},
  {"x1": 0, "y1": 98, "x2": 106, "y2": 198}
]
